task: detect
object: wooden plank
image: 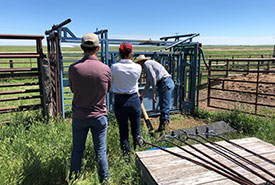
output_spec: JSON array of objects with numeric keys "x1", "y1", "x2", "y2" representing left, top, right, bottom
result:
[{"x1": 136, "y1": 137, "x2": 275, "y2": 185}]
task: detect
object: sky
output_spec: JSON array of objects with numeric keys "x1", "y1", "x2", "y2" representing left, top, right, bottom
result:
[{"x1": 0, "y1": 0, "x2": 275, "y2": 45}]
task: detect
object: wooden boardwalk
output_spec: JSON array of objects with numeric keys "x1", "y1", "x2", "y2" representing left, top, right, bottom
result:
[{"x1": 136, "y1": 137, "x2": 275, "y2": 185}]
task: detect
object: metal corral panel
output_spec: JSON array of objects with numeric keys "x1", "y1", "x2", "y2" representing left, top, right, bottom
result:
[{"x1": 136, "y1": 137, "x2": 275, "y2": 185}]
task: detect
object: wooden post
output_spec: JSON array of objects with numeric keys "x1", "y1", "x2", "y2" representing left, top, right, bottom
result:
[
  {"x1": 247, "y1": 61, "x2": 250, "y2": 75},
  {"x1": 225, "y1": 59, "x2": 229, "y2": 77},
  {"x1": 255, "y1": 61, "x2": 260, "y2": 114},
  {"x1": 9, "y1": 60, "x2": 14, "y2": 75}
]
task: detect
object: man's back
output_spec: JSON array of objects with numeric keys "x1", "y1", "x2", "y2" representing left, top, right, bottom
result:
[{"x1": 69, "y1": 55, "x2": 111, "y2": 119}]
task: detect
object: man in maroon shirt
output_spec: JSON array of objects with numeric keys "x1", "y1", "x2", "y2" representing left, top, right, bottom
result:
[{"x1": 68, "y1": 33, "x2": 111, "y2": 183}]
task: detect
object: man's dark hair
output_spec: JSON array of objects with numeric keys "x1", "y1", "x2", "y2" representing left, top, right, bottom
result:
[
  {"x1": 81, "y1": 44, "x2": 98, "y2": 53},
  {"x1": 119, "y1": 48, "x2": 132, "y2": 59}
]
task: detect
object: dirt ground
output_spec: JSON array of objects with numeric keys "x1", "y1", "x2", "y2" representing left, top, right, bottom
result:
[
  {"x1": 146, "y1": 73, "x2": 275, "y2": 132},
  {"x1": 201, "y1": 73, "x2": 275, "y2": 112}
]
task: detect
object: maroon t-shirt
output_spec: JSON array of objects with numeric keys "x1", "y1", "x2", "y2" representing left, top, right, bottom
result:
[{"x1": 69, "y1": 55, "x2": 111, "y2": 119}]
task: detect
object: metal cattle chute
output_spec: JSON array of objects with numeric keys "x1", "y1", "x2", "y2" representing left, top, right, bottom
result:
[{"x1": 45, "y1": 19, "x2": 204, "y2": 118}]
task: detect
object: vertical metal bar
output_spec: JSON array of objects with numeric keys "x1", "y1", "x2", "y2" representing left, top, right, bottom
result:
[
  {"x1": 226, "y1": 59, "x2": 229, "y2": 77},
  {"x1": 191, "y1": 43, "x2": 198, "y2": 112},
  {"x1": 171, "y1": 54, "x2": 175, "y2": 81},
  {"x1": 177, "y1": 54, "x2": 181, "y2": 110},
  {"x1": 57, "y1": 35, "x2": 65, "y2": 118},
  {"x1": 101, "y1": 33, "x2": 104, "y2": 63},
  {"x1": 36, "y1": 38, "x2": 45, "y2": 116},
  {"x1": 181, "y1": 52, "x2": 186, "y2": 110},
  {"x1": 9, "y1": 60, "x2": 14, "y2": 75},
  {"x1": 105, "y1": 31, "x2": 109, "y2": 66},
  {"x1": 207, "y1": 60, "x2": 212, "y2": 107},
  {"x1": 105, "y1": 31, "x2": 110, "y2": 111},
  {"x1": 196, "y1": 50, "x2": 201, "y2": 108},
  {"x1": 55, "y1": 33, "x2": 63, "y2": 117},
  {"x1": 255, "y1": 60, "x2": 260, "y2": 114},
  {"x1": 247, "y1": 60, "x2": 250, "y2": 75}
]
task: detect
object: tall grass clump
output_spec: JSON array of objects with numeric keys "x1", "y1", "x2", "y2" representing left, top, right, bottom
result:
[
  {"x1": 0, "y1": 111, "x2": 166, "y2": 185},
  {"x1": 193, "y1": 109, "x2": 275, "y2": 145},
  {"x1": 0, "y1": 111, "x2": 72, "y2": 185}
]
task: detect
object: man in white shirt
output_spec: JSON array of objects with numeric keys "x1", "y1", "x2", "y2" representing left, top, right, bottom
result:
[{"x1": 111, "y1": 42, "x2": 142, "y2": 159}]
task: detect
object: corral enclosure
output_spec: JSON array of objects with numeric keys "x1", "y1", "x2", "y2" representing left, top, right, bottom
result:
[
  {"x1": 0, "y1": 40, "x2": 275, "y2": 185},
  {"x1": 45, "y1": 24, "x2": 201, "y2": 119},
  {"x1": 0, "y1": 35, "x2": 45, "y2": 123},
  {"x1": 1, "y1": 41, "x2": 275, "y2": 123}
]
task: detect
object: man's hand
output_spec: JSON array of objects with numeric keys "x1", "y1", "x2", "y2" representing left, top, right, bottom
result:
[
  {"x1": 153, "y1": 92, "x2": 156, "y2": 103},
  {"x1": 139, "y1": 94, "x2": 144, "y2": 102}
]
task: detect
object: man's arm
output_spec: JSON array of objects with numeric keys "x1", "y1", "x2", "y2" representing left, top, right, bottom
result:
[
  {"x1": 68, "y1": 66, "x2": 74, "y2": 93},
  {"x1": 107, "y1": 67, "x2": 112, "y2": 92}
]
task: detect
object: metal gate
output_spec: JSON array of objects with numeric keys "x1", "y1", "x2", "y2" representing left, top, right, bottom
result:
[
  {"x1": 0, "y1": 34, "x2": 45, "y2": 122},
  {"x1": 207, "y1": 58, "x2": 275, "y2": 116},
  {"x1": 45, "y1": 19, "x2": 202, "y2": 118}
]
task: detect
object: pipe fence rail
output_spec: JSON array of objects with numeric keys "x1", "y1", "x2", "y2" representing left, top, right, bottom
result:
[
  {"x1": 207, "y1": 58, "x2": 275, "y2": 116},
  {"x1": 45, "y1": 19, "x2": 202, "y2": 118},
  {"x1": 0, "y1": 34, "x2": 46, "y2": 123}
]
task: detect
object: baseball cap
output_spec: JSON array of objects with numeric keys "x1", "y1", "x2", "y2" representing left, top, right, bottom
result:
[
  {"x1": 119, "y1": 42, "x2": 133, "y2": 53},
  {"x1": 81, "y1": 33, "x2": 99, "y2": 48}
]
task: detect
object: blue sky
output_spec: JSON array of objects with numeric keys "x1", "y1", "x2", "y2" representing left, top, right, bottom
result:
[{"x1": 1, "y1": 0, "x2": 275, "y2": 45}]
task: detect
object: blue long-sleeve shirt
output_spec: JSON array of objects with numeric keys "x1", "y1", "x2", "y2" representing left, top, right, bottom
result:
[{"x1": 141, "y1": 60, "x2": 171, "y2": 96}]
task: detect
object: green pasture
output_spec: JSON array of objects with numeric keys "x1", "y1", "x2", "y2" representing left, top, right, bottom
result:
[
  {"x1": 0, "y1": 45, "x2": 275, "y2": 184},
  {"x1": 0, "y1": 109, "x2": 274, "y2": 185}
]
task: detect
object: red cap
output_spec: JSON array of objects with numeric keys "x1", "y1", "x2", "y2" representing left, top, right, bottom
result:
[{"x1": 119, "y1": 42, "x2": 133, "y2": 53}]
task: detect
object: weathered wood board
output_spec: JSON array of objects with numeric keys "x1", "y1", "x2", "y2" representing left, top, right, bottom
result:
[{"x1": 136, "y1": 137, "x2": 275, "y2": 185}]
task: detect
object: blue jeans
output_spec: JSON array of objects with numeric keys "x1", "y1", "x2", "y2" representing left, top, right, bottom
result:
[
  {"x1": 157, "y1": 77, "x2": 175, "y2": 124},
  {"x1": 114, "y1": 93, "x2": 141, "y2": 155},
  {"x1": 70, "y1": 116, "x2": 109, "y2": 182}
]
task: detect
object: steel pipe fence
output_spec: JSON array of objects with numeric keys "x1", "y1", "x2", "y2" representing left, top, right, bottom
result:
[
  {"x1": 207, "y1": 58, "x2": 275, "y2": 116},
  {"x1": 0, "y1": 34, "x2": 45, "y2": 123},
  {"x1": 45, "y1": 19, "x2": 202, "y2": 118}
]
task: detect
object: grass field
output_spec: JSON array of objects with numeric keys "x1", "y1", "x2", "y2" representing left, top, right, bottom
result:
[{"x1": 0, "y1": 45, "x2": 275, "y2": 184}]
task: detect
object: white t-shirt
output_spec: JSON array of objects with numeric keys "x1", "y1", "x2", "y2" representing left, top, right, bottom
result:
[{"x1": 111, "y1": 59, "x2": 142, "y2": 94}]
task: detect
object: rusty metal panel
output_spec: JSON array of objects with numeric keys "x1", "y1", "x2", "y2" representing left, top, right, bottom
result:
[{"x1": 0, "y1": 35, "x2": 45, "y2": 122}]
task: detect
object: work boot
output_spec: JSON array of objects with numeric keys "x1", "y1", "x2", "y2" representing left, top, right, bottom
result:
[
  {"x1": 157, "y1": 122, "x2": 164, "y2": 132},
  {"x1": 164, "y1": 120, "x2": 170, "y2": 133}
]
